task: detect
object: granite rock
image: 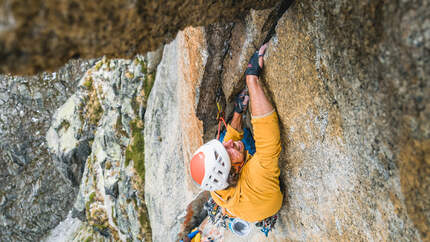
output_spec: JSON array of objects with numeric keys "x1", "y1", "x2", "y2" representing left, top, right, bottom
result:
[{"x1": 144, "y1": 26, "x2": 206, "y2": 241}]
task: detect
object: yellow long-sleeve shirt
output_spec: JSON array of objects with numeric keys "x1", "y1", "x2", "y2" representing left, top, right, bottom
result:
[{"x1": 210, "y1": 111, "x2": 283, "y2": 222}]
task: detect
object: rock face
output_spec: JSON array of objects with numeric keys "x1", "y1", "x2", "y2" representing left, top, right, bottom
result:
[
  {"x1": 220, "y1": 0, "x2": 293, "y2": 102},
  {"x1": 46, "y1": 54, "x2": 160, "y2": 241},
  {"x1": 0, "y1": 0, "x2": 429, "y2": 241},
  {"x1": 144, "y1": 27, "x2": 207, "y2": 241},
  {"x1": 0, "y1": 0, "x2": 278, "y2": 75},
  {"x1": 0, "y1": 60, "x2": 94, "y2": 242},
  {"x1": 142, "y1": 1, "x2": 429, "y2": 241},
  {"x1": 261, "y1": 1, "x2": 429, "y2": 240}
]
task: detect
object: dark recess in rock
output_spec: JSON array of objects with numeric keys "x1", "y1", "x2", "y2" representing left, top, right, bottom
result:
[
  {"x1": 58, "y1": 139, "x2": 91, "y2": 187},
  {"x1": 196, "y1": 23, "x2": 232, "y2": 142},
  {"x1": 71, "y1": 207, "x2": 87, "y2": 222},
  {"x1": 0, "y1": 0, "x2": 278, "y2": 75},
  {"x1": 105, "y1": 181, "x2": 119, "y2": 199},
  {"x1": 261, "y1": 0, "x2": 295, "y2": 44}
]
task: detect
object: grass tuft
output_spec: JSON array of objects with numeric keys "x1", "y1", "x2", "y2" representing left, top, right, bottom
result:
[{"x1": 83, "y1": 76, "x2": 93, "y2": 89}]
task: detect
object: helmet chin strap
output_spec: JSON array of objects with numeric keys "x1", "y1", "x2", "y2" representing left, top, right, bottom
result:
[{"x1": 230, "y1": 151, "x2": 247, "y2": 174}]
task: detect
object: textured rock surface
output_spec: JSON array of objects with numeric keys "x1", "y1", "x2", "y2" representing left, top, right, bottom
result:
[
  {"x1": 144, "y1": 1, "x2": 429, "y2": 241},
  {"x1": 46, "y1": 55, "x2": 159, "y2": 241},
  {"x1": 221, "y1": 1, "x2": 293, "y2": 101},
  {"x1": 0, "y1": 59, "x2": 95, "y2": 242},
  {"x1": 1, "y1": 0, "x2": 429, "y2": 241},
  {"x1": 0, "y1": 0, "x2": 278, "y2": 75},
  {"x1": 259, "y1": 0, "x2": 429, "y2": 240},
  {"x1": 144, "y1": 26, "x2": 206, "y2": 241}
]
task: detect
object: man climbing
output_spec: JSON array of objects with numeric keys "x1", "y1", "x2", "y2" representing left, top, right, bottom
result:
[{"x1": 189, "y1": 43, "x2": 282, "y2": 235}]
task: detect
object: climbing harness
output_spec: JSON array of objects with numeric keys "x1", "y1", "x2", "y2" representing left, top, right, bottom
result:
[
  {"x1": 255, "y1": 214, "x2": 278, "y2": 237},
  {"x1": 204, "y1": 197, "x2": 278, "y2": 237},
  {"x1": 204, "y1": 197, "x2": 229, "y2": 229}
]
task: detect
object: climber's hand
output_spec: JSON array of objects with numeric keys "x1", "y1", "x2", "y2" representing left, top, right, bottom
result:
[
  {"x1": 258, "y1": 43, "x2": 267, "y2": 56},
  {"x1": 234, "y1": 89, "x2": 249, "y2": 114},
  {"x1": 245, "y1": 43, "x2": 268, "y2": 77},
  {"x1": 258, "y1": 43, "x2": 267, "y2": 69}
]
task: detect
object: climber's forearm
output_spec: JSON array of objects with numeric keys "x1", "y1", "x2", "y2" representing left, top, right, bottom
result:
[
  {"x1": 230, "y1": 112, "x2": 243, "y2": 132},
  {"x1": 246, "y1": 75, "x2": 274, "y2": 117}
]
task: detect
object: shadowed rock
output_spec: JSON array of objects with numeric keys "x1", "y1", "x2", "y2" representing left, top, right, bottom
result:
[{"x1": 0, "y1": 0, "x2": 277, "y2": 75}]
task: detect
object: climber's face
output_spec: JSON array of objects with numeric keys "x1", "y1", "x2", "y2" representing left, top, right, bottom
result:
[{"x1": 223, "y1": 139, "x2": 245, "y2": 167}]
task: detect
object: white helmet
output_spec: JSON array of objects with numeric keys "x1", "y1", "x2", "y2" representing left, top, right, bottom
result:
[{"x1": 190, "y1": 139, "x2": 231, "y2": 191}]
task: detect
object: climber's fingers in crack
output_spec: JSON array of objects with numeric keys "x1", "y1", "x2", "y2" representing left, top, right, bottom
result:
[
  {"x1": 258, "y1": 44, "x2": 267, "y2": 69},
  {"x1": 258, "y1": 43, "x2": 267, "y2": 56}
]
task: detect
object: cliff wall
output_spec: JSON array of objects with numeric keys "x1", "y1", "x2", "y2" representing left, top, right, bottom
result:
[
  {"x1": 0, "y1": 0, "x2": 428, "y2": 241},
  {"x1": 143, "y1": 0, "x2": 429, "y2": 240},
  {"x1": 0, "y1": 0, "x2": 277, "y2": 75}
]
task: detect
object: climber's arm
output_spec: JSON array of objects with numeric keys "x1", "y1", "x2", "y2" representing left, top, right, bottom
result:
[
  {"x1": 224, "y1": 89, "x2": 249, "y2": 140},
  {"x1": 246, "y1": 44, "x2": 274, "y2": 117},
  {"x1": 246, "y1": 44, "x2": 281, "y2": 169},
  {"x1": 246, "y1": 75, "x2": 274, "y2": 117},
  {"x1": 230, "y1": 112, "x2": 243, "y2": 132},
  {"x1": 223, "y1": 112, "x2": 244, "y2": 142}
]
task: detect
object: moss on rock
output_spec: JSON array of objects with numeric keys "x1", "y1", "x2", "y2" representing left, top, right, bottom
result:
[{"x1": 125, "y1": 119, "x2": 145, "y2": 181}]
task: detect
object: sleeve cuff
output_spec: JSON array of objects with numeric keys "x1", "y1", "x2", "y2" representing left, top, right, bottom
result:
[
  {"x1": 251, "y1": 109, "x2": 275, "y2": 119},
  {"x1": 225, "y1": 124, "x2": 244, "y2": 141}
]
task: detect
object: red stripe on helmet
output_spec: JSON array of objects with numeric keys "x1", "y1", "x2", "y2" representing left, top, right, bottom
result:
[{"x1": 190, "y1": 152, "x2": 205, "y2": 185}]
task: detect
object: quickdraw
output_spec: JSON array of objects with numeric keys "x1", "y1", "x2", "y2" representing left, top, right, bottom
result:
[
  {"x1": 215, "y1": 88, "x2": 227, "y2": 140},
  {"x1": 204, "y1": 197, "x2": 229, "y2": 229}
]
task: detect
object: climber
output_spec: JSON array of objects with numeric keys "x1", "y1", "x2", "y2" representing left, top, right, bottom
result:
[{"x1": 189, "y1": 43, "x2": 283, "y2": 226}]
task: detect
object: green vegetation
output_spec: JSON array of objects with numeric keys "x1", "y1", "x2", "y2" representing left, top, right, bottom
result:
[
  {"x1": 111, "y1": 206, "x2": 118, "y2": 226},
  {"x1": 130, "y1": 95, "x2": 140, "y2": 118},
  {"x1": 94, "y1": 61, "x2": 103, "y2": 71},
  {"x1": 143, "y1": 72, "x2": 155, "y2": 101},
  {"x1": 85, "y1": 192, "x2": 96, "y2": 214},
  {"x1": 83, "y1": 76, "x2": 93, "y2": 89},
  {"x1": 125, "y1": 119, "x2": 145, "y2": 182},
  {"x1": 136, "y1": 57, "x2": 147, "y2": 74},
  {"x1": 88, "y1": 89, "x2": 103, "y2": 125},
  {"x1": 89, "y1": 192, "x2": 96, "y2": 202},
  {"x1": 139, "y1": 209, "x2": 152, "y2": 241},
  {"x1": 135, "y1": 56, "x2": 155, "y2": 101},
  {"x1": 77, "y1": 75, "x2": 104, "y2": 128},
  {"x1": 84, "y1": 236, "x2": 93, "y2": 242},
  {"x1": 122, "y1": 58, "x2": 154, "y2": 240},
  {"x1": 93, "y1": 224, "x2": 108, "y2": 231},
  {"x1": 59, "y1": 119, "x2": 70, "y2": 131}
]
